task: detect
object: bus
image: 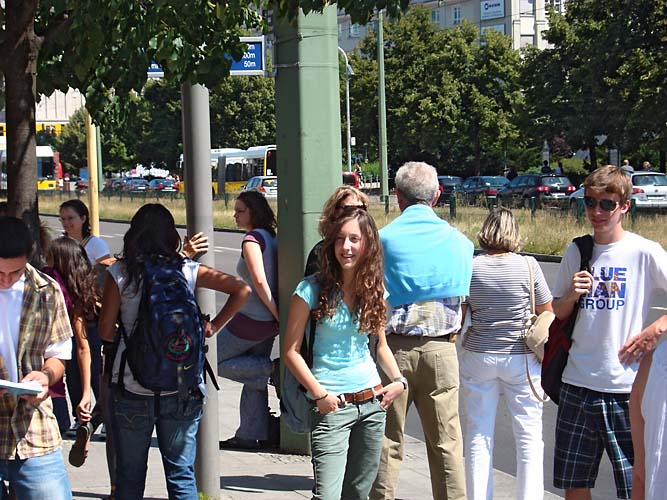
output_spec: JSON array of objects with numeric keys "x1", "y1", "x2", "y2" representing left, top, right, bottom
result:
[
  {"x1": 177, "y1": 148, "x2": 244, "y2": 197},
  {"x1": 216, "y1": 145, "x2": 276, "y2": 195},
  {"x1": 0, "y1": 140, "x2": 60, "y2": 191}
]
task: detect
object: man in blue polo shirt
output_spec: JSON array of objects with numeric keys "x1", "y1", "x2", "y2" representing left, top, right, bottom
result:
[{"x1": 370, "y1": 162, "x2": 473, "y2": 500}]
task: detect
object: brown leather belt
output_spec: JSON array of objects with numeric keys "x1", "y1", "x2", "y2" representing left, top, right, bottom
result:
[{"x1": 340, "y1": 384, "x2": 383, "y2": 404}]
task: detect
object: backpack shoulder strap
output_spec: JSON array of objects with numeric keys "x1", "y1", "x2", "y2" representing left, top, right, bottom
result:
[
  {"x1": 573, "y1": 234, "x2": 594, "y2": 272},
  {"x1": 305, "y1": 311, "x2": 317, "y2": 368}
]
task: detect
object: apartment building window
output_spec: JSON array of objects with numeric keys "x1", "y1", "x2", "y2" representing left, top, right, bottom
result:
[
  {"x1": 338, "y1": 22, "x2": 344, "y2": 36},
  {"x1": 349, "y1": 23, "x2": 361, "y2": 37},
  {"x1": 548, "y1": 0, "x2": 564, "y2": 12},
  {"x1": 431, "y1": 9, "x2": 441, "y2": 25},
  {"x1": 452, "y1": 6, "x2": 461, "y2": 25},
  {"x1": 521, "y1": 0, "x2": 534, "y2": 15}
]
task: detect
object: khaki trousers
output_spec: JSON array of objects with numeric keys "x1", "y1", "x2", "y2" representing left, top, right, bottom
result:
[{"x1": 370, "y1": 335, "x2": 466, "y2": 500}]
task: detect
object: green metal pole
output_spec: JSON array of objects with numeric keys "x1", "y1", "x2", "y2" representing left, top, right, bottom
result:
[
  {"x1": 275, "y1": 5, "x2": 341, "y2": 455},
  {"x1": 377, "y1": 11, "x2": 389, "y2": 215}
]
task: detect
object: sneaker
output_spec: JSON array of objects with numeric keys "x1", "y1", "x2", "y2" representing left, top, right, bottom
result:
[
  {"x1": 219, "y1": 437, "x2": 260, "y2": 450},
  {"x1": 69, "y1": 422, "x2": 93, "y2": 467}
]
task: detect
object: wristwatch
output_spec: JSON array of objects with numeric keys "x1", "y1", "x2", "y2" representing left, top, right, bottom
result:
[{"x1": 393, "y1": 376, "x2": 408, "y2": 391}]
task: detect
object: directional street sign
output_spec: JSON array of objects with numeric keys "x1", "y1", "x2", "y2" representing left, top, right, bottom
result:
[{"x1": 227, "y1": 36, "x2": 266, "y2": 76}]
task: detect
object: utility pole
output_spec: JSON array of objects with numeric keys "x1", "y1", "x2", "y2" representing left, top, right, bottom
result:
[
  {"x1": 181, "y1": 83, "x2": 219, "y2": 498},
  {"x1": 377, "y1": 11, "x2": 389, "y2": 214},
  {"x1": 85, "y1": 112, "x2": 99, "y2": 235},
  {"x1": 338, "y1": 46, "x2": 354, "y2": 172},
  {"x1": 275, "y1": 5, "x2": 341, "y2": 454}
]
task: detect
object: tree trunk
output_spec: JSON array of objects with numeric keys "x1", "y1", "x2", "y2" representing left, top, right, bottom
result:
[
  {"x1": 4, "y1": 1, "x2": 42, "y2": 262},
  {"x1": 660, "y1": 149, "x2": 666, "y2": 174}
]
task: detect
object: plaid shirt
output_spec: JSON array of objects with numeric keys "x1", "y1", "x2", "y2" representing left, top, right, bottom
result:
[
  {"x1": 0, "y1": 264, "x2": 73, "y2": 460},
  {"x1": 387, "y1": 297, "x2": 463, "y2": 337}
]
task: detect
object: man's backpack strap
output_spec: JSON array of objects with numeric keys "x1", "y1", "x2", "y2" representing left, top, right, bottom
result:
[{"x1": 564, "y1": 235, "x2": 595, "y2": 340}]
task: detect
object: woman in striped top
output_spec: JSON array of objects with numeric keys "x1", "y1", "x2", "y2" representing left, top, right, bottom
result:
[{"x1": 459, "y1": 207, "x2": 553, "y2": 500}]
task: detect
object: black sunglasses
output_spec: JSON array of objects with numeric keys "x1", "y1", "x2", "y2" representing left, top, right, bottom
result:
[
  {"x1": 583, "y1": 196, "x2": 618, "y2": 212},
  {"x1": 337, "y1": 204, "x2": 367, "y2": 211}
]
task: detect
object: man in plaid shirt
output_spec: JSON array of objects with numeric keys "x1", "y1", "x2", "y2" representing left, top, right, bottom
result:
[{"x1": 0, "y1": 217, "x2": 73, "y2": 499}]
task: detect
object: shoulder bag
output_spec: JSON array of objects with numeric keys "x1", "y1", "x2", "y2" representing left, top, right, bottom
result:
[{"x1": 523, "y1": 256, "x2": 555, "y2": 401}]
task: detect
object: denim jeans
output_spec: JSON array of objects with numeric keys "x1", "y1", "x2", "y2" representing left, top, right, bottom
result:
[
  {"x1": 459, "y1": 350, "x2": 544, "y2": 500},
  {"x1": 110, "y1": 387, "x2": 203, "y2": 500},
  {"x1": 0, "y1": 450, "x2": 72, "y2": 500},
  {"x1": 310, "y1": 399, "x2": 387, "y2": 500},
  {"x1": 217, "y1": 327, "x2": 274, "y2": 441}
]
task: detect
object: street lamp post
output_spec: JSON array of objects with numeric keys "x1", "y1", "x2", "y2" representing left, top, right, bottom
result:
[{"x1": 338, "y1": 46, "x2": 354, "y2": 172}]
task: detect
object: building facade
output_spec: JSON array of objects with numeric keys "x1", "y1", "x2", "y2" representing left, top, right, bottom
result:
[{"x1": 337, "y1": 0, "x2": 566, "y2": 53}]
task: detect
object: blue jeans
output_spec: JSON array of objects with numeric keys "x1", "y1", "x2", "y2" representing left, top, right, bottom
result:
[
  {"x1": 310, "y1": 399, "x2": 387, "y2": 500},
  {"x1": 110, "y1": 388, "x2": 203, "y2": 500},
  {"x1": 217, "y1": 327, "x2": 274, "y2": 441},
  {"x1": 0, "y1": 450, "x2": 72, "y2": 500}
]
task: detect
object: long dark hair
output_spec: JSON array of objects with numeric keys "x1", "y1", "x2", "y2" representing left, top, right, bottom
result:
[
  {"x1": 120, "y1": 204, "x2": 182, "y2": 290},
  {"x1": 237, "y1": 191, "x2": 277, "y2": 237},
  {"x1": 60, "y1": 199, "x2": 92, "y2": 238},
  {"x1": 314, "y1": 208, "x2": 385, "y2": 335},
  {"x1": 47, "y1": 237, "x2": 98, "y2": 319}
]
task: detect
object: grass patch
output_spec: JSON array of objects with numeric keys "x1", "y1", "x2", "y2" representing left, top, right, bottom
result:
[{"x1": 34, "y1": 191, "x2": 667, "y2": 256}]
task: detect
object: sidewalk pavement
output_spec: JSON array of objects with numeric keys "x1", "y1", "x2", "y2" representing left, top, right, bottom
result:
[{"x1": 65, "y1": 377, "x2": 563, "y2": 499}]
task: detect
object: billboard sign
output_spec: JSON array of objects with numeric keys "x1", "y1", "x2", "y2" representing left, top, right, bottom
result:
[{"x1": 481, "y1": 0, "x2": 505, "y2": 20}]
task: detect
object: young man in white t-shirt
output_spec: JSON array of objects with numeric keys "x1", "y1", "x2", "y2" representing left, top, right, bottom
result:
[{"x1": 552, "y1": 165, "x2": 667, "y2": 500}]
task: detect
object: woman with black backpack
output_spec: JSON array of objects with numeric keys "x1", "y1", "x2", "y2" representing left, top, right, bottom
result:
[{"x1": 98, "y1": 204, "x2": 250, "y2": 500}]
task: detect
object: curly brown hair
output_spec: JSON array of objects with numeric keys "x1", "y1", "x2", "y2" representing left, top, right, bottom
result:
[{"x1": 314, "y1": 208, "x2": 385, "y2": 335}]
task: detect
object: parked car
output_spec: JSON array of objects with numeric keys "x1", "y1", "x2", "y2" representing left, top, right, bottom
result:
[
  {"x1": 148, "y1": 178, "x2": 178, "y2": 192},
  {"x1": 342, "y1": 171, "x2": 359, "y2": 189},
  {"x1": 103, "y1": 178, "x2": 129, "y2": 192},
  {"x1": 123, "y1": 178, "x2": 150, "y2": 193},
  {"x1": 569, "y1": 171, "x2": 667, "y2": 211},
  {"x1": 437, "y1": 175, "x2": 463, "y2": 205},
  {"x1": 455, "y1": 176, "x2": 509, "y2": 205},
  {"x1": 242, "y1": 175, "x2": 278, "y2": 198},
  {"x1": 499, "y1": 174, "x2": 575, "y2": 208}
]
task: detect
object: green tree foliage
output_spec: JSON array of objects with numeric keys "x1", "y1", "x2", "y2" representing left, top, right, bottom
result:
[
  {"x1": 522, "y1": 1, "x2": 667, "y2": 171},
  {"x1": 349, "y1": 9, "x2": 523, "y2": 175},
  {"x1": 1, "y1": 0, "x2": 407, "y2": 240}
]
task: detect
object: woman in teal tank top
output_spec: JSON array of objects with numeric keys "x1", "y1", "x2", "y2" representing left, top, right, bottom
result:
[{"x1": 283, "y1": 208, "x2": 406, "y2": 500}]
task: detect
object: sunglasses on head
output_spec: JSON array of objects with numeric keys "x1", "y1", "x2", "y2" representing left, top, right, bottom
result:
[
  {"x1": 583, "y1": 196, "x2": 618, "y2": 212},
  {"x1": 337, "y1": 204, "x2": 367, "y2": 211}
]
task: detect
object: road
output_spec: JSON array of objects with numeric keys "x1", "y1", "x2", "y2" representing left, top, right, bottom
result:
[{"x1": 45, "y1": 216, "x2": 666, "y2": 500}]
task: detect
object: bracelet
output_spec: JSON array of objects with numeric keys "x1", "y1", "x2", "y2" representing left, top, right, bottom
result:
[
  {"x1": 393, "y1": 376, "x2": 408, "y2": 391},
  {"x1": 313, "y1": 392, "x2": 328, "y2": 402}
]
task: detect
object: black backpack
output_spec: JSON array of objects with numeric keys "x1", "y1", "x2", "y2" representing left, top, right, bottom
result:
[{"x1": 118, "y1": 256, "x2": 207, "y2": 397}]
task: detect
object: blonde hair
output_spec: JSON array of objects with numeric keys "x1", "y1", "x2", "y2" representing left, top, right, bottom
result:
[
  {"x1": 318, "y1": 186, "x2": 369, "y2": 237},
  {"x1": 478, "y1": 207, "x2": 521, "y2": 253},
  {"x1": 584, "y1": 165, "x2": 632, "y2": 204}
]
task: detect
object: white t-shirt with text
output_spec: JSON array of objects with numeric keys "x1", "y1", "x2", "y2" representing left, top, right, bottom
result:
[{"x1": 553, "y1": 232, "x2": 667, "y2": 393}]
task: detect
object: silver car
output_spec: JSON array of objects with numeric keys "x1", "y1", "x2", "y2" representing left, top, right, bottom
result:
[
  {"x1": 243, "y1": 175, "x2": 278, "y2": 198},
  {"x1": 569, "y1": 171, "x2": 667, "y2": 211}
]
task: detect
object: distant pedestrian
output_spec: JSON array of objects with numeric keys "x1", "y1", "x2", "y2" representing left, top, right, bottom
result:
[
  {"x1": 283, "y1": 207, "x2": 405, "y2": 500},
  {"x1": 460, "y1": 207, "x2": 553, "y2": 500},
  {"x1": 0, "y1": 216, "x2": 74, "y2": 499},
  {"x1": 370, "y1": 161, "x2": 473, "y2": 500},
  {"x1": 641, "y1": 161, "x2": 652, "y2": 172},
  {"x1": 99, "y1": 204, "x2": 250, "y2": 499},
  {"x1": 541, "y1": 160, "x2": 552, "y2": 174},
  {"x1": 218, "y1": 191, "x2": 280, "y2": 450},
  {"x1": 555, "y1": 161, "x2": 564, "y2": 175},
  {"x1": 505, "y1": 165, "x2": 518, "y2": 181}
]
